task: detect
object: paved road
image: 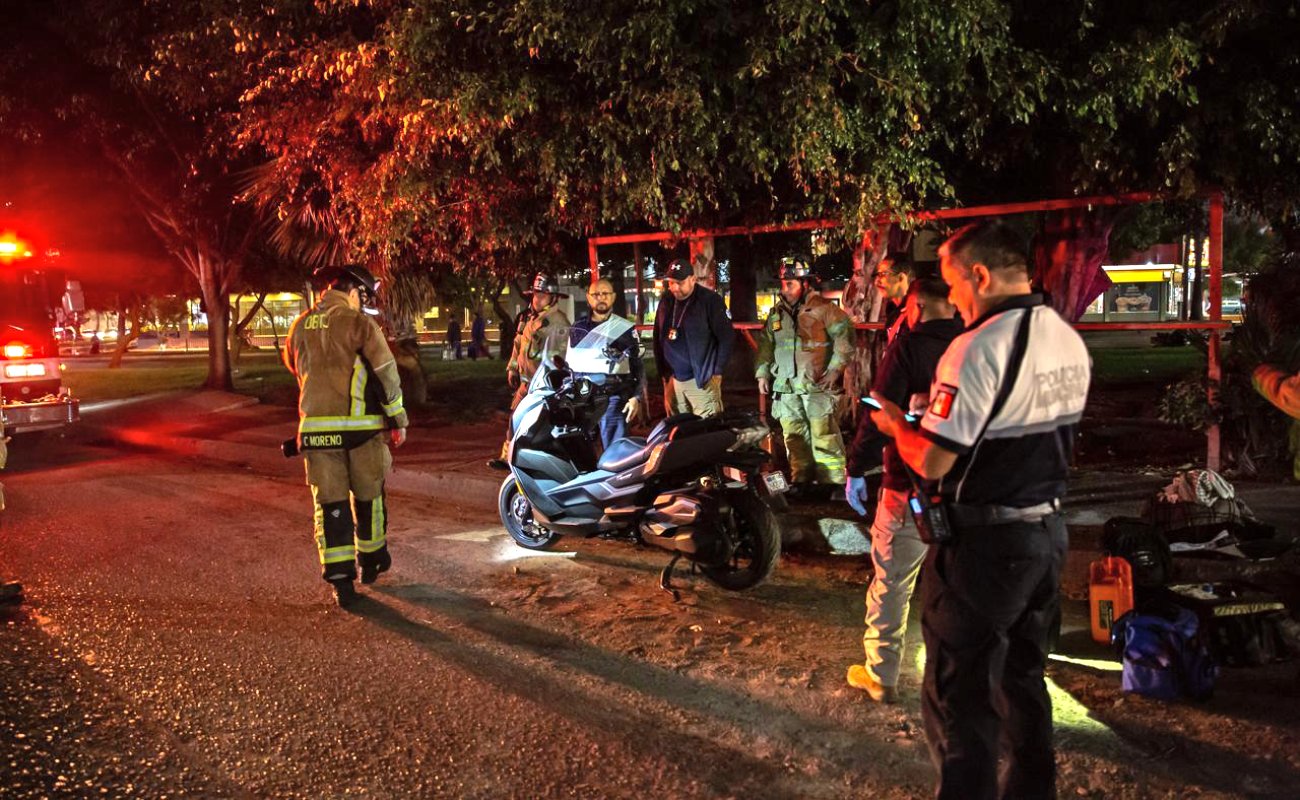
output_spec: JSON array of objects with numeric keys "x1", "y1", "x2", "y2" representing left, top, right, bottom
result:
[
  {"x1": 3, "y1": 436, "x2": 1293, "y2": 797},
  {"x1": 0, "y1": 438, "x2": 935, "y2": 797}
]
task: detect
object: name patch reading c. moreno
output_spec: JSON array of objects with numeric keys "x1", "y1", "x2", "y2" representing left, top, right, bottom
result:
[
  {"x1": 929, "y1": 384, "x2": 957, "y2": 420},
  {"x1": 304, "y1": 434, "x2": 344, "y2": 448}
]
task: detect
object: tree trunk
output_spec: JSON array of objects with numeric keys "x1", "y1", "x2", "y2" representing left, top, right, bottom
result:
[
  {"x1": 1032, "y1": 208, "x2": 1118, "y2": 323},
  {"x1": 493, "y1": 281, "x2": 521, "y2": 360},
  {"x1": 228, "y1": 291, "x2": 267, "y2": 369},
  {"x1": 201, "y1": 280, "x2": 234, "y2": 391},
  {"x1": 108, "y1": 304, "x2": 146, "y2": 369}
]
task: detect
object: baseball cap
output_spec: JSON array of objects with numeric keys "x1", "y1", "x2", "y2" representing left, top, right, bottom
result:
[{"x1": 665, "y1": 259, "x2": 693, "y2": 281}]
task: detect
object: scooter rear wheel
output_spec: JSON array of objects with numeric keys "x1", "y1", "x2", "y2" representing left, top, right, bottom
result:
[
  {"x1": 499, "y1": 476, "x2": 562, "y2": 550},
  {"x1": 700, "y1": 487, "x2": 781, "y2": 591}
]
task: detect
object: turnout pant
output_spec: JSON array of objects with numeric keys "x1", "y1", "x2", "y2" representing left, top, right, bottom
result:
[
  {"x1": 771, "y1": 390, "x2": 846, "y2": 484},
  {"x1": 921, "y1": 514, "x2": 1068, "y2": 800},
  {"x1": 666, "y1": 376, "x2": 723, "y2": 418},
  {"x1": 863, "y1": 486, "x2": 929, "y2": 687},
  {"x1": 304, "y1": 435, "x2": 393, "y2": 582}
]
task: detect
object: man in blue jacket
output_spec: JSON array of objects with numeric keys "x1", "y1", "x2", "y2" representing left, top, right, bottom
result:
[{"x1": 653, "y1": 259, "x2": 734, "y2": 417}]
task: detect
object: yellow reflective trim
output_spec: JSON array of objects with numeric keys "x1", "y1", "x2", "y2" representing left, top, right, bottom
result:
[
  {"x1": 349, "y1": 357, "x2": 368, "y2": 417},
  {"x1": 319, "y1": 545, "x2": 356, "y2": 564},
  {"x1": 301, "y1": 415, "x2": 386, "y2": 432},
  {"x1": 382, "y1": 394, "x2": 404, "y2": 416}
]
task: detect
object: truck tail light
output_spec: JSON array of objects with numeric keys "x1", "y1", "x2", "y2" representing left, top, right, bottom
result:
[
  {"x1": 3, "y1": 343, "x2": 32, "y2": 359},
  {"x1": 4, "y1": 363, "x2": 46, "y2": 378}
]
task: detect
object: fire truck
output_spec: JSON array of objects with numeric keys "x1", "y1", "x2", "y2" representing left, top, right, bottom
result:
[{"x1": 0, "y1": 230, "x2": 80, "y2": 436}]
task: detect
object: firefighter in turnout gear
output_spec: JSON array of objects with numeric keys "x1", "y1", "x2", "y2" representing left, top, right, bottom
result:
[
  {"x1": 507, "y1": 273, "x2": 571, "y2": 410},
  {"x1": 756, "y1": 257, "x2": 854, "y2": 496},
  {"x1": 284, "y1": 264, "x2": 408, "y2": 608}
]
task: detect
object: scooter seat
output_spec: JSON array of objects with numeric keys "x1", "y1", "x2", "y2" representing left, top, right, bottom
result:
[{"x1": 597, "y1": 436, "x2": 650, "y2": 472}]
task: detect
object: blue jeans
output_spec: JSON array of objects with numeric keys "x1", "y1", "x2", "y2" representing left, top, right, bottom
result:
[{"x1": 598, "y1": 396, "x2": 627, "y2": 448}]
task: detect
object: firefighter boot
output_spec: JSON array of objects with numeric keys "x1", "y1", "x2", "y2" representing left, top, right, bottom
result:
[
  {"x1": 354, "y1": 493, "x2": 391, "y2": 585},
  {"x1": 360, "y1": 549, "x2": 391, "y2": 585},
  {"x1": 330, "y1": 578, "x2": 359, "y2": 608}
]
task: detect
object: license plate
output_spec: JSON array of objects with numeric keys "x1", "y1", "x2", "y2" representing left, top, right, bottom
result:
[{"x1": 762, "y1": 471, "x2": 789, "y2": 494}]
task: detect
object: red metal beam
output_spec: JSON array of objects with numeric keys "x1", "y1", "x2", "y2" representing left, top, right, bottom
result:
[{"x1": 1206, "y1": 192, "x2": 1225, "y2": 471}]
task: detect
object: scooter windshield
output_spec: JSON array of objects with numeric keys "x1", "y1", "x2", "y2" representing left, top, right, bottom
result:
[{"x1": 565, "y1": 316, "x2": 635, "y2": 375}]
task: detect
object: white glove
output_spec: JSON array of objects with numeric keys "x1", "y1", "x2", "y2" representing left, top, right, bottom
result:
[{"x1": 622, "y1": 396, "x2": 641, "y2": 422}]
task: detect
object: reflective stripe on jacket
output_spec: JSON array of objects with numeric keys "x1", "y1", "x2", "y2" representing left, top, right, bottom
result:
[
  {"x1": 755, "y1": 293, "x2": 853, "y2": 393},
  {"x1": 284, "y1": 290, "x2": 409, "y2": 450}
]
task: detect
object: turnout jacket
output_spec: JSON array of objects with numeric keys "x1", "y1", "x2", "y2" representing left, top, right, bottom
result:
[
  {"x1": 755, "y1": 293, "x2": 853, "y2": 394},
  {"x1": 284, "y1": 290, "x2": 408, "y2": 450},
  {"x1": 508, "y1": 302, "x2": 570, "y2": 381}
]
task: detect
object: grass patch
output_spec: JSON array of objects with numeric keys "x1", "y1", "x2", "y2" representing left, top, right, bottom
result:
[{"x1": 1089, "y1": 346, "x2": 1205, "y2": 386}]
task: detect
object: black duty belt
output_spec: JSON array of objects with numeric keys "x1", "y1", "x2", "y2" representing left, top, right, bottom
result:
[{"x1": 947, "y1": 498, "x2": 1061, "y2": 527}]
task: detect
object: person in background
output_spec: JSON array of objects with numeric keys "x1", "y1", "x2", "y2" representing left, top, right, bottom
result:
[
  {"x1": 569, "y1": 278, "x2": 644, "y2": 447},
  {"x1": 844, "y1": 277, "x2": 963, "y2": 703},
  {"x1": 756, "y1": 256, "x2": 853, "y2": 499},
  {"x1": 652, "y1": 259, "x2": 734, "y2": 418},
  {"x1": 446, "y1": 313, "x2": 462, "y2": 360},
  {"x1": 470, "y1": 308, "x2": 489, "y2": 360}
]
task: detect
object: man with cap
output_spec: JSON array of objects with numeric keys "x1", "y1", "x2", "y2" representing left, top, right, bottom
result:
[
  {"x1": 283, "y1": 265, "x2": 408, "y2": 608},
  {"x1": 506, "y1": 273, "x2": 571, "y2": 410},
  {"x1": 756, "y1": 256, "x2": 853, "y2": 497},
  {"x1": 653, "y1": 258, "x2": 734, "y2": 417}
]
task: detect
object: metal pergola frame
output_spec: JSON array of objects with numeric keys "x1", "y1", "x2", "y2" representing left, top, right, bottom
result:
[{"x1": 587, "y1": 190, "x2": 1229, "y2": 469}]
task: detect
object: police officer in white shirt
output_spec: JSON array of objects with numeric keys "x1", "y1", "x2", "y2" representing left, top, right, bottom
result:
[{"x1": 869, "y1": 221, "x2": 1091, "y2": 800}]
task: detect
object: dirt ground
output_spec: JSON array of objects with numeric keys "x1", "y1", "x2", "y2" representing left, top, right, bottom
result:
[{"x1": 441, "y1": 528, "x2": 1300, "y2": 799}]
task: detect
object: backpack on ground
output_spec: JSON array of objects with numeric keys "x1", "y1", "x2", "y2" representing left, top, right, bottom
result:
[
  {"x1": 1111, "y1": 605, "x2": 1218, "y2": 701},
  {"x1": 1103, "y1": 517, "x2": 1173, "y2": 589}
]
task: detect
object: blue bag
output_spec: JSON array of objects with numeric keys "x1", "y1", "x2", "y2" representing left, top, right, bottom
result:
[{"x1": 1111, "y1": 607, "x2": 1218, "y2": 701}]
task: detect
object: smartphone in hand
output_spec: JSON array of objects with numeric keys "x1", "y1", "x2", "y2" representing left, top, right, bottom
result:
[{"x1": 862, "y1": 396, "x2": 918, "y2": 422}]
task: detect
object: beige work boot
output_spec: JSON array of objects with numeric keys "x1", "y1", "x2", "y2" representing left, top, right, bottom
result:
[{"x1": 847, "y1": 664, "x2": 898, "y2": 704}]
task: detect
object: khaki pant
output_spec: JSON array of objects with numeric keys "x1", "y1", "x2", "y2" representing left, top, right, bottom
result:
[
  {"x1": 666, "y1": 376, "x2": 724, "y2": 417},
  {"x1": 863, "y1": 486, "x2": 929, "y2": 686},
  {"x1": 304, "y1": 435, "x2": 393, "y2": 580},
  {"x1": 772, "y1": 390, "x2": 846, "y2": 484}
]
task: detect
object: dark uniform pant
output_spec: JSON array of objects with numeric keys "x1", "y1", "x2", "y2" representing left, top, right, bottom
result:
[
  {"x1": 304, "y1": 435, "x2": 393, "y2": 581},
  {"x1": 921, "y1": 514, "x2": 1068, "y2": 800}
]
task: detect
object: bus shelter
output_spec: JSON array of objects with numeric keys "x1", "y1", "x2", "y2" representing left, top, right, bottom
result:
[{"x1": 587, "y1": 191, "x2": 1230, "y2": 469}]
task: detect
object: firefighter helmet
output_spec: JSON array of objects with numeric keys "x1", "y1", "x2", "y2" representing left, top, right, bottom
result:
[
  {"x1": 314, "y1": 264, "x2": 380, "y2": 294},
  {"x1": 524, "y1": 272, "x2": 561, "y2": 295},
  {"x1": 779, "y1": 256, "x2": 814, "y2": 281}
]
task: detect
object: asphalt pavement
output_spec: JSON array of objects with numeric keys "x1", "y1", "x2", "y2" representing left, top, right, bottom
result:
[{"x1": 2, "y1": 400, "x2": 1298, "y2": 796}]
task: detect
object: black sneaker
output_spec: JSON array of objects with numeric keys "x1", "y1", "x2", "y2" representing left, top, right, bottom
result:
[
  {"x1": 360, "y1": 550, "x2": 392, "y2": 585},
  {"x1": 331, "y1": 579, "x2": 359, "y2": 608}
]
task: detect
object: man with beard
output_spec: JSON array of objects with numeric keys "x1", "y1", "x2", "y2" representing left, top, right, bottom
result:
[{"x1": 569, "y1": 278, "x2": 645, "y2": 447}]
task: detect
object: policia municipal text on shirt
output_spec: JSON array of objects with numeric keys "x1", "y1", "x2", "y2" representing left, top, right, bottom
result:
[
  {"x1": 869, "y1": 221, "x2": 1091, "y2": 800},
  {"x1": 284, "y1": 265, "x2": 409, "y2": 609}
]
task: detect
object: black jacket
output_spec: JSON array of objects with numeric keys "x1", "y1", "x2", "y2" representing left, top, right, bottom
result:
[
  {"x1": 652, "y1": 285, "x2": 734, "y2": 383},
  {"x1": 848, "y1": 317, "x2": 964, "y2": 489}
]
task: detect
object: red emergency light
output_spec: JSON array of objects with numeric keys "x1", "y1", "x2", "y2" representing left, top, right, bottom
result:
[{"x1": 3, "y1": 342, "x2": 32, "y2": 359}]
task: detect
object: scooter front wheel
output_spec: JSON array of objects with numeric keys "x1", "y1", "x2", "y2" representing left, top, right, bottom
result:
[
  {"x1": 700, "y1": 487, "x2": 781, "y2": 591},
  {"x1": 499, "y1": 476, "x2": 562, "y2": 550}
]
